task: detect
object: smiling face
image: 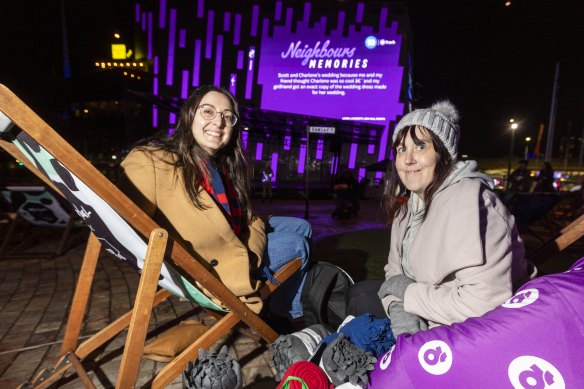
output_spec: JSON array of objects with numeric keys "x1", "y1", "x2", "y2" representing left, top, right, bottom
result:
[
  {"x1": 191, "y1": 91, "x2": 235, "y2": 156},
  {"x1": 395, "y1": 126, "x2": 439, "y2": 200}
]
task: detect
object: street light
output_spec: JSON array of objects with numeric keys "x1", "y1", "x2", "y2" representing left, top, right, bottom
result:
[
  {"x1": 506, "y1": 119, "x2": 519, "y2": 191},
  {"x1": 524, "y1": 137, "x2": 531, "y2": 159}
]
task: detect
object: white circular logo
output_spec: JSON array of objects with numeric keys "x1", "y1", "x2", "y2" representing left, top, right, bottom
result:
[
  {"x1": 379, "y1": 345, "x2": 396, "y2": 370},
  {"x1": 508, "y1": 356, "x2": 565, "y2": 388},
  {"x1": 417, "y1": 340, "x2": 453, "y2": 375},
  {"x1": 502, "y1": 288, "x2": 539, "y2": 309}
]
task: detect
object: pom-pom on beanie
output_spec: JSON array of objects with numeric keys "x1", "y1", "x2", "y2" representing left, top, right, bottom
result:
[{"x1": 393, "y1": 100, "x2": 460, "y2": 159}]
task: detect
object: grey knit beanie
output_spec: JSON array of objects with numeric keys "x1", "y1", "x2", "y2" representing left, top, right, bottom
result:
[{"x1": 393, "y1": 101, "x2": 460, "y2": 159}]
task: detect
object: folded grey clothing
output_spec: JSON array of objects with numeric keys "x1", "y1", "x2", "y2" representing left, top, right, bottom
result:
[
  {"x1": 183, "y1": 346, "x2": 242, "y2": 389},
  {"x1": 270, "y1": 324, "x2": 331, "y2": 381},
  {"x1": 320, "y1": 333, "x2": 377, "y2": 388}
]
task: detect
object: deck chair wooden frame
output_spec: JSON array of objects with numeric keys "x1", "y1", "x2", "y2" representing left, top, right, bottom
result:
[
  {"x1": 0, "y1": 84, "x2": 301, "y2": 388},
  {"x1": 0, "y1": 185, "x2": 77, "y2": 259}
]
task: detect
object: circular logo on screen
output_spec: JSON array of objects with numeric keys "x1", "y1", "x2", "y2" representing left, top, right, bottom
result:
[
  {"x1": 502, "y1": 288, "x2": 539, "y2": 309},
  {"x1": 379, "y1": 345, "x2": 396, "y2": 370},
  {"x1": 365, "y1": 36, "x2": 378, "y2": 49},
  {"x1": 417, "y1": 340, "x2": 453, "y2": 375},
  {"x1": 508, "y1": 356, "x2": 564, "y2": 389}
]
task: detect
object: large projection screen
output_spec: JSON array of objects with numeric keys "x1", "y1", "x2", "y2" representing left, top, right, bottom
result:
[{"x1": 257, "y1": 9, "x2": 404, "y2": 161}]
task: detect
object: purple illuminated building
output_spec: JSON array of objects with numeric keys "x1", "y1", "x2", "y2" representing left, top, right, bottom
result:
[{"x1": 133, "y1": 0, "x2": 413, "y2": 187}]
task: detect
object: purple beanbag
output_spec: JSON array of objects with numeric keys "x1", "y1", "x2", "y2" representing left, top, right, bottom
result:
[{"x1": 369, "y1": 257, "x2": 584, "y2": 388}]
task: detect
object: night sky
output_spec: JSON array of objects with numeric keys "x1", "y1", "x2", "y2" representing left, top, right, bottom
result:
[{"x1": 1, "y1": 0, "x2": 582, "y2": 159}]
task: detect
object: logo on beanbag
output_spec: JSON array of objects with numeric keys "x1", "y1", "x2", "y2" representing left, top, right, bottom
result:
[
  {"x1": 379, "y1": 345, "x2": 396, "y2": 370},
  {"x1": 418, "y1": 340, "x2": 452, "y2": 375},
  {"x1": 508, "y1": 356, "x2": 564, "y2": 389},
  {"x1": 502, "y1": 288, "x2": 539, "y2": 309}
]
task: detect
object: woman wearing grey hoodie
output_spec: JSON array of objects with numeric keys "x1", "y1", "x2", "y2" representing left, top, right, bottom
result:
[{"x1": 349, "y1": 101, "x2": 536, "y2": 337}]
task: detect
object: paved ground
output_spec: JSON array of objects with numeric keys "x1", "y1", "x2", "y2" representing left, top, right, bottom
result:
[
  {"x1": 0, "y1": 199, "x2": 387, "y2": 388},
  {"x1": 1, "y1": 196, "x2": 581, "y2": 388}
]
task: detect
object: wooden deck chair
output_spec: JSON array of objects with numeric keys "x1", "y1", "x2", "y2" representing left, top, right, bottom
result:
[
  {"x1": 526, "y1": 212, "x2": 584, "y2": 266},
  {"x1": 0, "y1": 83, "x2": 301, "y2": 389},
  {"x1": 0, "y1": 185, "x2": 78, "y2": 259}
]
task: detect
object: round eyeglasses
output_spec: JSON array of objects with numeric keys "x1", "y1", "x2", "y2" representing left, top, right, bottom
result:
[{"x1": 196, "y1": 104, "x2": 238, "y2": 127}]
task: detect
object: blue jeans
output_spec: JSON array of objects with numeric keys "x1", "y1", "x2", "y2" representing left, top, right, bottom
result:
[{"x1": 261, "y1": 216, "x2": 311, "y2": 319}]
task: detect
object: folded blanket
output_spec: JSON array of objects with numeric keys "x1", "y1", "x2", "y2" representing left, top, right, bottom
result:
[
  {"x1": 271, "y1": 324, "x2": 331, "y2": 381},
  {"x1": 320, "y1": 333, "x2": 377, "y2": 388},
  {"x1": 183, "y1": 346, "x2": 242, "y2": 389},
  {"x1": 276, "y1": 361, "x2": 333, "y2": 389}
]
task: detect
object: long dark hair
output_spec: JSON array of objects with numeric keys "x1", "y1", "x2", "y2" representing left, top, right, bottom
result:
[
  {"x1": 134, "y1": 85, "x2": 254, "y2": 221},
  {"x1": 382, "y1": 125, "x2": 455, "y2": 223}
]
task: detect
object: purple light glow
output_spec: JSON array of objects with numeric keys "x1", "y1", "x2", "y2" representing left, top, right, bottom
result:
[
  {"x1": 135, "y1": 3, "x2": 140, "y2": 22},
  {"x1": 283, "y1": 135, "x2": 291, "y2": 151},
  {"x1": 223, "y1": 11, "x2": 231, "y2": 31},
  {"x1": 179, "y1": 29, "x2": 186, "y2": 48},
  {"x1": 285, "y1": 7, "x2": 293, "y2": 28},
  {"x1": 165, "y1": 9, "x2": 176, "y2": 86},
  {"x1": 241, "y1": 131, "x2": 248, "y2": 150},
  {"x1": 255, "y1": 142, "x2": 263, "y2": 161},
  {"x1": 159, "y1": 0, "x2": 166, "y2": 29},
  {"x1": 153, "y1": 56, "x2": 159, "y2": 75},
  {"x1": 168, "y1": 128, "x2": 174, "y2": 136},
  {"x1": 234, "y1": 14, "x2": 241, "y2": 45},
  {"x1": 181, "y1": 70, "x2": 189, "y2": 98},
  {"x1": 375, "y1": 171, "x2": 382, "y2": 180},
  {"x1": 229, "y1": 74, "x2": 237, "y2": 95},
  {"x1": 245, "y1": 46, "x2": 255, "y2": 100},
  {"x1": 148, "y1": 12, "x2": 153, "y2": 59},
  {"x1": 298, "y1": 144, "x2": 306, "y2": 174},
  {"x1": 330, "y1": 155, "x2": 337, "y2": 175},
  {"x1": 379, "y1": 7, "x2": 388, "y2": 30},
  {"x1": 192, "y1": 40, "x2": 201, "y2": 86},
  {"x1": 152, "y1": 105, "x2": 158, "y2": 127},
  {"x1": 271, "y1": 153, "x2": 279, "y2": 181},
  {"x1": 303, "y1": 3, "x2": 311, "y2": 23},
  {"x1": 368, "y1": 144, "x2": 375, "y2": 154},
  {"x1": 358, "y1": 168, "x2": 366, "y2": 182},
  {"x1": 214, "y1": 35, "x2": 223, "y2": 86},
  {"x1": 153, "y1": 76, "x2": 159, "y2": 95},
  {"x1": 141, "y1": 12, "x2": 146, "y2": 31},
  {"x1": 197, "y1": 0, "x2": 204, "y2": 18},
  {"x1": 356, "y1": 2, "x2": 364, "y2": 23},
  {"x1": 205, "y1": 10, "x2": 214, "y2": 59},
  {"x1": 237, "y1": 50, "x2": 244, "y2": 69},
  {"x1": 251, "y1": 5, "x2": 260, "y2": 37},
  {"x1": 349, "y1": 143, "x2": 358, "y2": 169},
  {"x1": 316, "y1": 139, "x2": 324, "y2": 160},
  {"x1": 337, "y1": 11, "x2": 345, "y2": 32},
  {"x1": 169, "y1": 112, "x2": 176, "y2": 125},
  {"x1": 275, "y1": 1, "x2": 282, "y2": 21}
]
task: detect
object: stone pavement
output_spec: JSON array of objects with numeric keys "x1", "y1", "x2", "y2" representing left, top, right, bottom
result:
[{"x1": 0, "y1": 198, "x2": 387, "y2": 388}]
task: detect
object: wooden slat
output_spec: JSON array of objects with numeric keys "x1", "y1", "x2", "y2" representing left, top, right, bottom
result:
[
  {"x1": 117, "y1": 228, "x2": 169, "y2": 389},
  {"x1": 68, "y1": 353, "x2": 96, "y2": 389}
]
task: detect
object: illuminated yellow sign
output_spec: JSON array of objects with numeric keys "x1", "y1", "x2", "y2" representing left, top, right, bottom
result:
[{"x1": 111, "y1": 44, "x2": 127, "y2": 60}]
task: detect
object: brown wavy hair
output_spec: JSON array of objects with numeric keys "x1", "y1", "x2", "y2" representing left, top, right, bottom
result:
[
  {"x1": 135, "y1": 85, "x2": 254, "y2": 221},
  {"x1": 382, "y1": 125, "x2": 454, "y2": 223}
]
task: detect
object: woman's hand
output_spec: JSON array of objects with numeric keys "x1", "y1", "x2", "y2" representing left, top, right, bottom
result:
[
  {"x1": 377, "y1": 274, "x2": 415, "y2": 301},
  {"x1": 388, "y1": 301, "x2": 428, "y2": 337}
]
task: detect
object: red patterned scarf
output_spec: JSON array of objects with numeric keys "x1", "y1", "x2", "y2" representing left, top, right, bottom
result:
[{"x1": 201, "y1": 164, "x2": 243, "y2": 236}]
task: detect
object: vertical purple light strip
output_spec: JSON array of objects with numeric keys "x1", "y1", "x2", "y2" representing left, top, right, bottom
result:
[
  {"x1": 197, "y1": 0, "x2": 204, "y2": 18},
  {"x1": 349, "y1": 143, "x2": 358, "y2": 168},
  {"x1": 368, "y1": 129, "x2": 376, "y2": 154},
  {"x1": 205, "y1": 10, "x2": 214, "y2": 59},
  {"x1": 330, "y1": 155, "x2": 337, "y2": 174},
  {"x1": 358, "y1": 168, "x2": 366, "y2": 182},
  {"x1": 337, "y1": 11, "x2": 345, "y2": 33},
  {"x1": 303, "y1": 2, "x2": 311, "y2": 23},
  {"x1": 181, "y1": 70, "x2": 189, "y2": 98},
  {"x1": 241, "y1": 131, "x2": 248, "y2": 150},
  {"x1": 169, "y1": 112, "x2": 176, "y2": 125},
  {"x1": 316, "y1": 139, "x2": 323, "y2": 160},
  {"x1": 179, "y1": 29, "x2": 186, "y2": 48},
  {"x1": 223, "y1": 12, "x2": 231, "y2": 31},
  {"x1": 379, "y1": 7, "x2": 388, "y2": 30},
  {"x1": 275, "y1": 1, "x2": 282, "y2": 21},
  {"x1": 159, "y1": 0, "x2": 167, "y2": 29},
  {"x1": 153, "y1": 56, "x2": 159, "y2": 75},
  {"x1": 152, "y1": 105, "x2": 158, "y2": 127},
  {"x1": 153, "y1": 76, "x2": 159, "y2": 95},
  {"x1": 271, "y1": 153, "x2": 279, "y2": 182},
  {"x1": 165, "y1": 9, "x2": 176, "y2": 86},
  {"x1": 135, "y1": 3, "x2": 140, "y2": 22},
  {"x1": 255, "y1": 143, "x2": 263, "y2": 161},
  {"x1": 236, "y1": 50, "x2": 244, "y2": 69},
  {"x1": 284, "y1": 135, "x2": 291, "y2": 151},
  {"x1": 245, "y1": 46, "x2": 255, "y2": 100},
  {"x1": 229, "y1": 74, "x2": 237, "y2": 95},
  {"x1": 141, "y1": 12, "x2": 146, "y2": 31},
  {"x1": 298, "y1": 144, "x2": 306, "y2": 174},
  {"x1": 285, "y1": 8, "x2": 293, "y2": 29},
  {"x1": 147, "y1": 12, "x2": 153, "y2": 59},
  {"x1": 356, "y1": 3, "x2": 365, "y2": 23},
  {"x1": 250, "y1": 5, "x2": 259, "y2": 37},
  {"x1": 233, "y1": 14, "x2": 241, "y2": 45},
  {"x1": 192, "y1": 40, "x2": 201, "y2": 86},
  {"x1": 214, "y1": 35, "x2": 223, "y2": 86}
]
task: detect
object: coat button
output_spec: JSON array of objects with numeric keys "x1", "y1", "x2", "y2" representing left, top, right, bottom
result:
[{"x1": 210, "y1": 259, "x2": 219, "y2": 267}]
